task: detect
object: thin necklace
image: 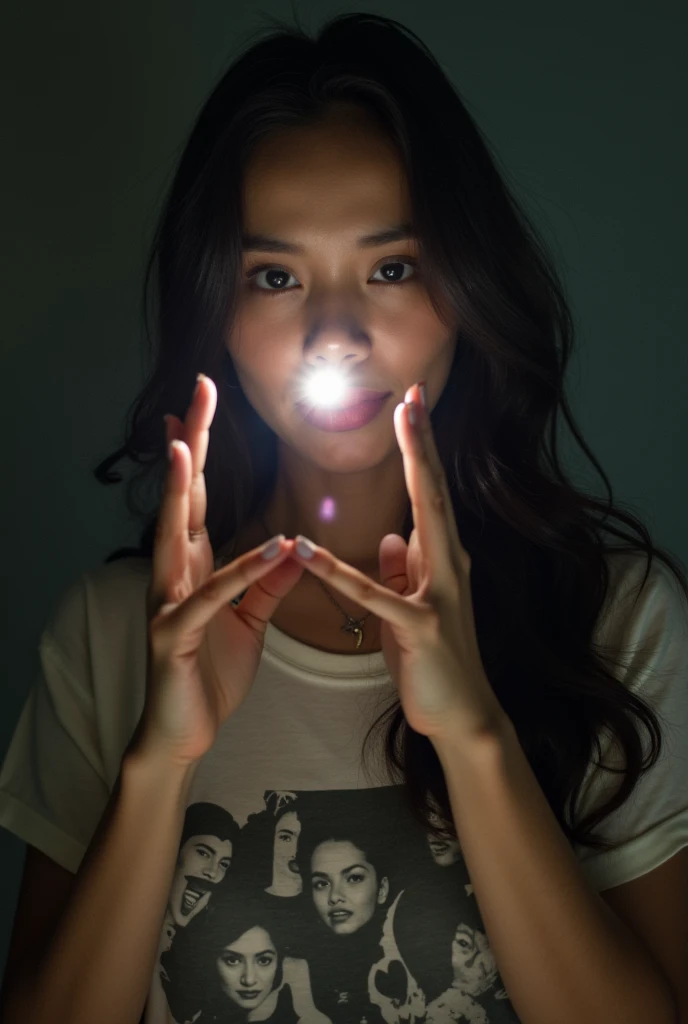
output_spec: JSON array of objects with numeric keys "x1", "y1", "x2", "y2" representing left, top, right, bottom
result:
[{"x1": 257, "y1": 514, "x2": 374, "y2": 650}]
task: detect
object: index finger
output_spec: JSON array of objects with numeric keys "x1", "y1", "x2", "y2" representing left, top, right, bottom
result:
[{"x1": 183, "y1": 374, "x2": 217, "y2": 476}]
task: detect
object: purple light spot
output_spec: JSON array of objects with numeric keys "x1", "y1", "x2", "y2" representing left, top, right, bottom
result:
[{"x1": 320, "y1": 497, "x2": 337, "y2": 523}]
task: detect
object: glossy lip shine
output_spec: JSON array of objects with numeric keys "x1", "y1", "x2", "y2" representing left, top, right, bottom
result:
[{"x1": 299, "y1": 394, "x2": 392, "y2": 432}]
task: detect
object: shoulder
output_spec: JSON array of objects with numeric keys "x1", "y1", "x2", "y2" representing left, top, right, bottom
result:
[
  {"x1": 47, "y1": 556, "x2": 152, "y2": 632},
  {"x1": 597, "y1": 549, "x2": 688, "y2": 656},
  {"x1": 41, "y1": 556, "x2": 152, "y2": 697}
]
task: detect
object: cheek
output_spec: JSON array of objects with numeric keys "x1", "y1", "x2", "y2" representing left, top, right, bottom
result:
[
  {"x1": 259, "y1": 962, "x2": 277, "y2": 984},
  {"x1": 354, "y1": 880, "x2": 377, "y2": 906},
  {"x1": 219, "y1": 963, "x2": 240, "y2": 984}
]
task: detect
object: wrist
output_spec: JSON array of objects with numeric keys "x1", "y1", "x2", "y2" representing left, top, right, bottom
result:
[
  {"x1": 430, "y1": 708, "x2": 514, "y2": 768},
  {"x1": 123, "y1": 735, "x2": 200, "y2": 793}
]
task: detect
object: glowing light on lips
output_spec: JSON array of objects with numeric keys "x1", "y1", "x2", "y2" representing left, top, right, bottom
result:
[{"x1": 300, "y1": 367, "x2": 350, "y2": 409}]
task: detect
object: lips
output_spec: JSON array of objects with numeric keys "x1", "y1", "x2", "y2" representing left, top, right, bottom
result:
[
  {"x1": 333, "y1": 388, "x2": 390, "y2": 409},
  {"x1": 329, "y1": 909, "x2": 353, "y2": 922},
  {"x1": 298, "y1": 392, "x2": 392, "y2": 432},
  {"x1": 298, "y1": 387, "x2": 390, "y2": 411}
]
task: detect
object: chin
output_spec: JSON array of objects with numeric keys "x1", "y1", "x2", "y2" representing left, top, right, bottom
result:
[{"x1": 299, "y1": 433, "x2": 396, "y2": 469}]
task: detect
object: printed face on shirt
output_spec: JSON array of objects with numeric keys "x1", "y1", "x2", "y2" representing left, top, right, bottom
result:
[
  {"x1": 450, "y1": 923, "x2": 498, "y2": 996},
  {"x1": 169, "y1": 833, "x2": 233, "y2": 927},
  {"x1": 271, "y1": 810, "x2": 302, "y2": 895},
  {"x1": 217, "y1": 926, "x2": 278, "y2": 1010},
  {"x1": 310, "y1": 839, "x2": 390, "y2": 935},
  {"x1": 426, "y1": 832, "x2": 462, "y2": 867}
]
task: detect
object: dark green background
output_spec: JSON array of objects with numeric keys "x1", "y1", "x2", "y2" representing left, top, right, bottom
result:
[{"x1": 1, "y1": 0, "x2": 685, "y2": 983}]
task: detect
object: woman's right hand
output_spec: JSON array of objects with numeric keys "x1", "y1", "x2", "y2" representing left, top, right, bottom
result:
[{"x1": 134, "y1": 373, "x2": 304, "y2": 768}]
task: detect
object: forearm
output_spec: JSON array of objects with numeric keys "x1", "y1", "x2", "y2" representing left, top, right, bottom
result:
[
  {"x1": 432, "y1": 716, "x2": 677, "y2": 1024},
  {"x1": 24, "y1": 746, "x2": 197, "y2": 1024}
]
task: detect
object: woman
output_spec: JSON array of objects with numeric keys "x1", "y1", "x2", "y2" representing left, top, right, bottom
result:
[
  {"x1": 0, "y1": 10, "x2": 685, "y2": 1024},
  {"x1": 161, "y1": 881, "x2": 329, "y2": 1023},
  {"x1": 294, "y1": 816, "x2": 394, "y2": 1024},
  {"x1": 232, "y1": 793, "x2": 304, "y2": 899}
]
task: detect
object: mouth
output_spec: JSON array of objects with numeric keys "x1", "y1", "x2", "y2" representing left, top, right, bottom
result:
[
  {"x1": 324, "y1": 387, "x2": 391, "y2": 409},
  {"x1": 298, "y1": 392, "x2": 392, "y2": 433},
  {"x1": 237, "y1": 990, "x2": 261, "y2": 1001},
  {"x1": 328, "y1": 909, "x2": 353, "y2": 924},
  {"x1": 181, "y1": 885, "x2": 207, "y2": 915}
]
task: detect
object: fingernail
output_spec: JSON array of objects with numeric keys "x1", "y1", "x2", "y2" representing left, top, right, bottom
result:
[
  {"x1": 295, "y1": 535, "x2": 316, "y2": 559},
  {"x1": 418, "y1": 381, "x2": 427, "y2": 410},
  {"x1": 193, "y1": 373, "x2": 205, "y2": 398},
  {"x1": 261, "y1": 534, "x2": 285, "y2": 560},
  {"x1": 405, "y1": 400, "x2": 417, "y2": 426},
  {"x1": 168, "y1": 439, "x2": 182, "y2": 462}
]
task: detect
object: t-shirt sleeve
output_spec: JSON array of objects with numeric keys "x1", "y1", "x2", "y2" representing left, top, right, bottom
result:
[
  {"x1": 573, "y1": 553, "x2": 688, "y2": 891},
  {"x1": 0, "y1": 573, "x2": 111, "y2": 874}
]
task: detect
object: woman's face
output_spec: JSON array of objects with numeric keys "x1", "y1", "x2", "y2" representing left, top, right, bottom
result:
[
  {"x1": 310, "y1": 838, "x2": 389, "y2": 935},
  {"x1": 169, "y1": 834, "x2": 233, "y2": 927},
  {"x1": 450, "y1": 923, "x2": 497, "y2": 996},
  {"x1": 426, "y1": 832, "x2": 462, "y2": 867},
  {"x1": 227, "y1": 101, "x2": 458, "y2": 475},
  {"x1": 273, "y1": 810, "x2": 302, "y2": 880},
  {"x1": 217, "y1": 926, "x2": 278, "y2": 1010}
]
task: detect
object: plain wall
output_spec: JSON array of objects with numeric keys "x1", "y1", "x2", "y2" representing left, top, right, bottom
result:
[{"x1": 1, "y1": 0, "x2": 685, "y2": 982}]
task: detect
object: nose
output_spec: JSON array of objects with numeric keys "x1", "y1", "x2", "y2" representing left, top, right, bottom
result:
[
  {"x1": 328, "y1": 882, "x2": 345, "y2": 905},
  {"x1": 242, "y1": 961, "x2": 256, "y2": 987},
  {"x1": 303, "y1": 312, "x2": 371, "y2": 372}
]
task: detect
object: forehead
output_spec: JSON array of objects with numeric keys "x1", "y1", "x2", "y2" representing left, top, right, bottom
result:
[
  {"x1": 242, "y1": 114, "x2": 410, "y2": 232},
  {"x1": 312, "y1": 838, "x2": 366, "y2": 866},
  {"x1": 276, "y1": 811, "x2": 301, "y2": 831},
  {"x1": 182, "y1": 834, "x2": 233, "y2": 855},
  {"x1": 226, "y1": 926, "x2": 275, "y2": 954}
]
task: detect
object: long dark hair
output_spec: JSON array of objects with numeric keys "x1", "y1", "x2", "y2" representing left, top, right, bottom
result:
[{"x1": 94, "y1": 10, "x2": 687, "y2": 854}]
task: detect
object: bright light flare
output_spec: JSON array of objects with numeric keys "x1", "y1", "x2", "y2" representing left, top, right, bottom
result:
[{"x1": 299, "y1": 367, "x2": 350, "y2": 409}]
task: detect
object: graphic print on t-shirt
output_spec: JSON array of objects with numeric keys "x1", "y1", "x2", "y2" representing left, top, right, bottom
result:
[{"x1": 155, "y1": 786, "x2": 514, "y2": 1024}]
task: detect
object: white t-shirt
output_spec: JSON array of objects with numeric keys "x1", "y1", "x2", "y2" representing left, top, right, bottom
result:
[{"x1": 0, "y1": 549, "x2": 686, "y2": 1024}]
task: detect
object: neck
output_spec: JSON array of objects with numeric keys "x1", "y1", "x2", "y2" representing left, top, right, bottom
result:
[{"x1": 260, "y1": 443, "x2": 409, "y2": 574}]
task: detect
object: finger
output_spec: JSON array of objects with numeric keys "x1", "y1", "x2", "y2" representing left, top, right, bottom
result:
[
  {"x1": 152, "y1": 537, "x2": 292, "y2": 651},
  {"x1": 164, "y1": 413, "x2": 182, "y2": 447},
  {"x1": 182, "y1": 375, "x2": 217, "y2": 537},
  {"x1": 291, "y1": 537, "x2": 428, "y2": 639},
  {"x1": 232, "y1": 544, "x2": 304, "y2": 633},
  {"x1": 395, "y1": 397, "x2": 456, "y2": 595},
  {"x1": 378, "y1": 534, "x2": 409, "y2": 597},
  {"x1": 149, "y1": 438, "x2": 193, "y2": 616},
  {"x1": 403, "y1": 384, "x2": 469, "y2": 578}
]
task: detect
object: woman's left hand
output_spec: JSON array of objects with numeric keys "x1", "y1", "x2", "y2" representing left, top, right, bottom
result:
[{"x1": 291, "y1": 382, "x2": 508, "y2": 746}]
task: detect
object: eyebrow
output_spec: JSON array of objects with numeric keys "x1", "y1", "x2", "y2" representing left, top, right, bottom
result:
[
  {"x1": 312, "y1": 863, "x2": 369, "y2": 878},
  {"x1": 241, "y1": 222, "x2": 415, "y2": 254}
]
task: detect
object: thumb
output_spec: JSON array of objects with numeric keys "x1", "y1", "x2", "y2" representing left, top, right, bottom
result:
[
  {"x1": 379, "y1": 534, "x2": 409, "y2": 596},
  {"x1": 234, "y1": 549, "x2": 304, "y2": 628}
]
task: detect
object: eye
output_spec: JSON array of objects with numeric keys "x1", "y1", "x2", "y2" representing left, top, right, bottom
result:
[
  {"x1": 245, "y1": 258, "x2": 417, "y2": 294},
  {"x1": 370, "y1": 258, "x2": 417, "y2": 284}
]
